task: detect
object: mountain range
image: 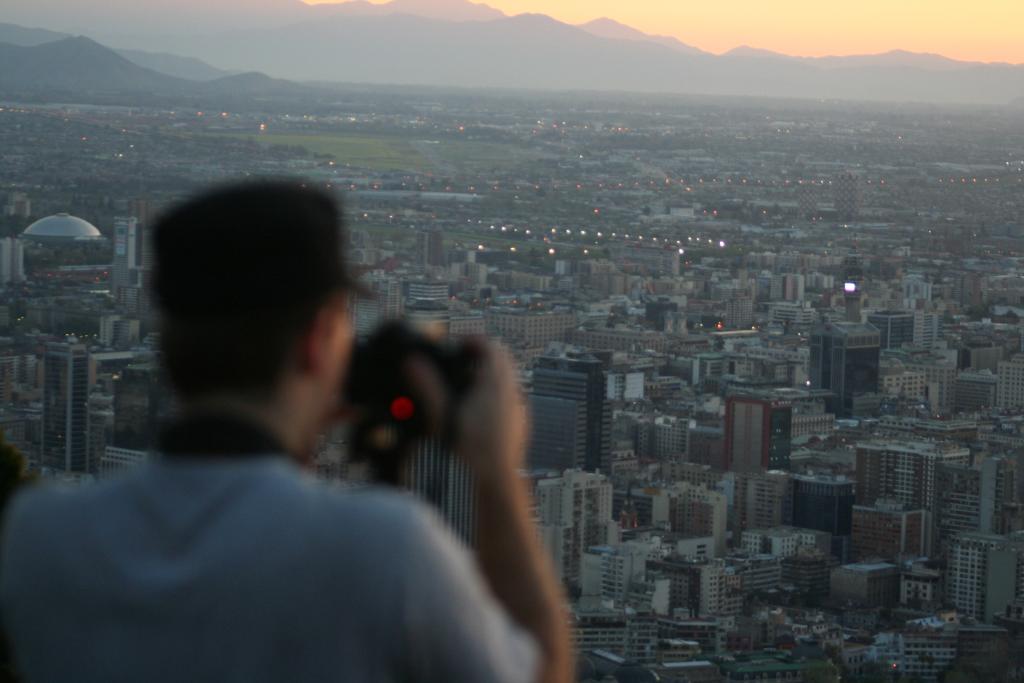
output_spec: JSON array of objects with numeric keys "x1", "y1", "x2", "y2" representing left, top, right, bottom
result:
[
  {"x1": 0, "y1": 35, "x2": 317, "y2": 102},
  {"x1": 1, "y1": 0, "x2": 1022, "y2": 105}
]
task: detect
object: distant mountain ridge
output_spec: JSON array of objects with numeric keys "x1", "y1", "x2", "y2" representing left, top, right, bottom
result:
[
  {"x1": 0, "y1": 22, "x2": 228, "y2": 81},
  {"x1": 576, "y1": 18, "x2": 708, "y2": 56},
  {"x1": 155, "y1": 13, "x2": 1024, "y2": 105},
  {"x1": 1, "y1": 10, "x2": 1022, "y2": 106},
  {"x1": 0, "y1": 36, "x2": 315, "y2": 100}
]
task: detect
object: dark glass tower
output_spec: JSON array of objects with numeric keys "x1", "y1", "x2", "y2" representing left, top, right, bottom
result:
[
  {"x1": 791, "y1": 474, "x2": 856, "y2": 561},
  {"x1": 809, "y1": 322, "x2": 880, "y2": 418},
  {"x1": 529, "y1": 352, "x2": 610, "y2": 473}
]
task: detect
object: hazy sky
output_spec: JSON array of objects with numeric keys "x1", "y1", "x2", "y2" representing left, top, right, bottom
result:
[{"x1": 306, "y1": 0, "x2": 1024, "y2": 63}]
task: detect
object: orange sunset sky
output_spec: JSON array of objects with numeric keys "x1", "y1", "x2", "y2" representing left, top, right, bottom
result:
[{"x1": 305, "y1": 0, "x2": 1024, "y2": 64}]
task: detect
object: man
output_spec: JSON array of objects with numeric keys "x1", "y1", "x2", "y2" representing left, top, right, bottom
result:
[{"x1": 0, "y1": 182, "x2": 571, "y2": 682}]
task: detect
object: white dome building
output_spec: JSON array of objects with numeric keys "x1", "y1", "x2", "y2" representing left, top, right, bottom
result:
[{"x1": 23, "y1": 213, "x2": 103, "y2": 242}]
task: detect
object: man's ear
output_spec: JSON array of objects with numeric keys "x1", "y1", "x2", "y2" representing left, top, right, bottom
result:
[{"x1": 297, "y1": 297, "x2": 350, "y2": 376}]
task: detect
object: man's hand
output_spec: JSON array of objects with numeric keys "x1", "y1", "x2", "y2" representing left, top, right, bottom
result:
[
  {"x1": 453, "y1": 339, "x2": 528, "y2": 483},
  {"x1": 404, "y1": 338, "x2": 572, "y2": 683}
]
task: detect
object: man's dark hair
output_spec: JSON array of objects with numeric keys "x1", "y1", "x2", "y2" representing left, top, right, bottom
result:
[{"x1": 152, "y1": 181, "x2": 354, "y2": 400}]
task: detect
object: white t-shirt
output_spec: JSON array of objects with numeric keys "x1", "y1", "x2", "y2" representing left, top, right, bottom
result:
[{"x1": 0, "y1": 456, "x2": 538, "y2": 682}]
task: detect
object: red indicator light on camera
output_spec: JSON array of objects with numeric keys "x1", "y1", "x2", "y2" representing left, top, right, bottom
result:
[{"x1": 389, "y1": 396, "x2": 415, "y2": 421}]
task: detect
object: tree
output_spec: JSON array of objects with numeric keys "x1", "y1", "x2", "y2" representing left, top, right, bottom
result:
[{"x1": 804, "y1": 659, "x2": 841, "y2": 683}]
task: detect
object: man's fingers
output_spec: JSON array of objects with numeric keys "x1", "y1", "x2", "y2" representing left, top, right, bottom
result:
[{"x1": 403, "y1": 355, "x2": 448, "y2": 433}]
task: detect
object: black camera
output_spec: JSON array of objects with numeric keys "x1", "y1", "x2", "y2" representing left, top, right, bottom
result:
[{"x1": 343, "y1": 321, "x2": 479, "y2": 484}]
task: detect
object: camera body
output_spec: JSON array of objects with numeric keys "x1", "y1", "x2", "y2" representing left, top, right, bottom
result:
[{"x1": 344, "y1": 321, "x2": 478, "y2": 484}]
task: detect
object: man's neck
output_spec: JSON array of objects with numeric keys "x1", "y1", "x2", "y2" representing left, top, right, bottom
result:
[{"x1": 177, "y1": 396, "x2": 305, "y2": 460}]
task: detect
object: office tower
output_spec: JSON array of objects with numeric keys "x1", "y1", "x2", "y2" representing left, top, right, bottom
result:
[
  {"x1": 112, "y1": 363, "x2": 165, "y2": 451},
  {"x1": 651, "y1": 482, "x2": 728, "y2": 557},
  {"x1": 0, "y1": 238, "x2": 25, "y2": 285},
  {"x1": 955, "y1": 370, "x2": 998, "y2": 412},
  {"x1": 948, "y1": 532, "x2": 1024, "y2": 622},
  {"x1": 791, "y1": 474, "x2": 855, "y2": 561},
  {"x1": 98, "y1": 315, "x2": 141, "y2": 349},
  {"x1": 41, "y1": 342, "x2": 90, "y2": 474},
  {"x1": 485, "y1": 308, "x2": 575, "y2": 348},
  {"x1": 902, "y1": 275, "x2": 933, "y2": 306},
  {"x1": 415, "y1": 228, "x2": 445, "y2": 268},
  {"x1": 351, "y1": 273, "x2": 403, "y2": 337},
  {"x1": 782, "y1": 274, "x2": 805, "y2": 302},
  {"x1": 832, "y1": 172, "x2": 862, "y2": 222},
  {"x1": 535, "y1": 469, "x2": 616, "y2": 586},
  {"x1": 730, "y1": 470, "x2": 792, "y2": 538},
  {"x1": 112, "y1": 216, "x2": 151, "y2": 313},
  {"x1": 841, "y1": 255, "x2": 864, "y2": 322},
  {"x1": 809, "y1": 322, "x2": 880, "y2": 418},
  {"x1": 645, "y1": 298, "x2": 679, "y2": 331},
  {"x1": 407, "y1": 438, "x2": 476, "y2": 544},
  {"x1": 406, "y1": 280, "x2": 449, "y2": 304},
  {"x1": 851, "y1": 501, "x2": 930, "y2": 561},
  {"x1": 913, "y1": 311, "x2": 941, "y2": 347},
  {"x1": 867, "y1": 310, "x2": 915, "y2": 350},
  {"x1": 723, "y1": 396, "x2": 792, "y2": 472},
  {"x1": 855, "y1": 441, "x2": 970, "y2": 512},
  {"x1": 529, "y1": 351, "x2": 610, "y2": 473},
  {"x1": 905, "y1": 355, "x2": 958, "y2": 414},
  {"x1": 723, "y1": 296, "x2": 753, "y2": 329},
  {"x1": 935, "y1": 458, "x2": 1021, "y2": 550},
  {"x1": 996, "y1": 355, "x2": 1024, "y2": 409}
]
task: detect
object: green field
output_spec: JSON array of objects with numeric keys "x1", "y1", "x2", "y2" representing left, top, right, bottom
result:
[
  {"x1": 222, "y1": 132, "x2": 539, "y2": 174},
  {"x1": 234, "y1": 133, "x2": 430, "y2": 172}
]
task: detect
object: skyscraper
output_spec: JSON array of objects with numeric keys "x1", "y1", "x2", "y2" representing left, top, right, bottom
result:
[
  {"x1": 535, "y1": 469, "x2": 616, "y2": 586},
  {"x1": 112, "y1": 216, "x2": 151, "y2": 313},
  {"x1": 529, "y1": 351, "x2": 611, "y2": 473},
  {"x1": 351, "y1": 273, "x2": 403, "y2": 337},
  {"x1": 0, "y1": 237, "x2": 25, "y2": 285},
  {"x1": 723, "y1": 396, "x2": 792, "y2": 472},
  {"x1": 415, "y1": 228, "x2": 445, "y2": 268},
  {"x1": 41, "y1": 342, "x2": 90, "y2": 474},
  {"x1": 809, "y1": 322, "x2": 880, "y2": 418},
  {"x1": 791, "y1": 474, "x2": 856, "y2": 561},
  {"x1": 867, "y1": 310, "x2": 915, "y2": 350},
  {"x1": 856, "y1": 440, "x2": 970, "y2": 512},
  {"x1": 407, "y1": 438, "x2": 476, "y2": 544},
  {"x1": 112, "y1": 363, "x2": 166, "y2": 451}
]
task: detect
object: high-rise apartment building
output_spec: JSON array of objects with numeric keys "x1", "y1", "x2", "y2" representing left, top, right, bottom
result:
[
  {"x1": 41, "y1": 342, "x2": 90, "y2": 474},
  {"x1": 535, "y1": 469, "x2": 617, "y2": 586},
  {"x1": 729, "y1": 470, "x2": 793, "y2": 539},
  {"x1": 948, "y1": 532, "x2": 1024, "y2": 622},
  {"x1": 851, "y1": 501, "x2": 930, "y2": 561},
  {"x1": 723, "y1": 396, "x2": 792, "y2": 472},
  {"x1": 856, "y1": 441, "x2": 970, "y2": 512},
  {"x1": 529, "y1": 351, "x2": 610, "y2": 473},
  {"x1": 809, "y1": 322, "x2": 880, "y2": 418},
  {"x1": 935, "y1": 458, "x2": 1021, "y2": 550},
  {"x1": 997, "y1": 355, "x2": 1024, "y2": 409}
]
